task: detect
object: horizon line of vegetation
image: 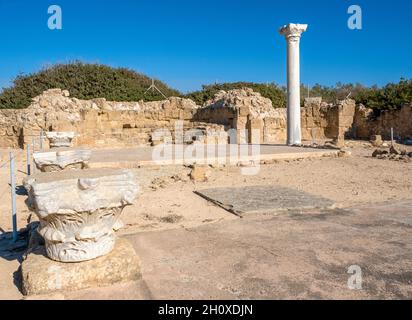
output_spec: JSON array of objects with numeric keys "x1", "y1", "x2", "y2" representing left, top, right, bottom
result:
[{"x1": 0, "y1": 62, "x2": 410, "y2": 113}]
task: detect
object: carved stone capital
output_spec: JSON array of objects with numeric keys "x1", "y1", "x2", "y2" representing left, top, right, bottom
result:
[
  {"x1": 45, "y1": 131, "x2": 76, "y2": 148},
  {"x1": 33, "y1": 149, "x2": 91, "y2": 172},
  {"x1": 279, "y1": 23, "x2": 308, "y2": 42},
  {"x1": 25, "y1": 169, "x2": 139, "y2": 262}
]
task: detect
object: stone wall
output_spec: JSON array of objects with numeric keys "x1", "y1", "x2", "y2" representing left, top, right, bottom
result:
[
  {"x1": 353, "y1": 103, "x2": 412, "y2": 140},
  {"x1": 0, "y1": 89, "x2": 225, "y2": 149},
  {"x1": 195, "y1": 89, "x2": 356, "y2": 144},
  {"x1": 195, "y1": 88, "x2": 287, "y2": 144},
  {"x1": 301, "y1": 97, "x2": 357, "y2": 143},
  {"x1": 0, "y1": 88, "x2": 410, "y2": 149}
]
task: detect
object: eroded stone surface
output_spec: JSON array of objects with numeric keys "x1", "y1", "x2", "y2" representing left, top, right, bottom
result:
[
  {"x1": 45, "y1": 131, "x2": 76, "y2": 148},
  {"x1": 195, "y1": 185, "x2": 335, "y2": 216},
  {"x1": 24, "y1": 168, "x2": 139, "y2": 262},
  {"x1": 33, "y1": 149, "x2": 91, "y2": 172},
  {"x1": 21, "y1": 238, "x2": 141, "y2": 296}
]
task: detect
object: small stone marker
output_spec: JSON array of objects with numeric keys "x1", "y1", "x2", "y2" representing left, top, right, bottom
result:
[{"x1": 370, "y1": 135, "x2": 383, "y2": 147}]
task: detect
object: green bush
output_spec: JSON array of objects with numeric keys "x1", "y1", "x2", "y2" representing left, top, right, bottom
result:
[
  {"x1": 185, "y1": 82, "x2": 287, "y2": 108},
  {"x1": 0, "y1": 62, "x2": 181, "y2": 109},
  {"x1": 1, "y1": 62, "x2": 410, "y2": 113},
  {"x1": 355, "y1": 79, "x2": 412, "y2": 112},
  {"x1": 302, "y1": 79, "x2": 412, "y2": 112}
]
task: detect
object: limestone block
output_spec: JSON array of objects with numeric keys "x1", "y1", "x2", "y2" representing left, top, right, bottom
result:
[
  {"x1": 190, "y1": 165, "x2": 210, "y2": 182},
  {"x1": 82, "y1": 110, "x2": 99, "y2": 121},
  {"x1": 46, "y1": 131, "x2": 76, "y2": 148},
  {"x1": 248, "y1": 118, "x2": 264, "y2": 144},
  {"x1": 24, "y1": 168, "x2": 139, "y2": 262},
  {"x1": 107, "y1": 111, "x2": 122, "y2": 121},
  {"x1": 33, "y1": 149, "x2": 92, "y2": 172},
  {"x1": 238, "y1": 106, "x2": 250, "y2": 117},
  {"x1": 21, "y1": 238, "x2": 141, "y2": 296},
  {"x1": 53, "y1": 122, "x2": 77, "y2": 132},
  {"x1": 306, "y1": 116, "x2": 314, "y2": 128}
]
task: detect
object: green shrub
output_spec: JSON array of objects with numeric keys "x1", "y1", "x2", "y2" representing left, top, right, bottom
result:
[
  {"x1": 302, "y1": 79, "x2": 412, "y2": 112},
  {"x1": 0, "y1": 62, "x2": 181, "y2": 109},
  {"x1": 355, "y1": 79, "x2": 412, "y2": 112},
  {"x1": 1, "y1": 61, "x2": 410, "y2": 113}
]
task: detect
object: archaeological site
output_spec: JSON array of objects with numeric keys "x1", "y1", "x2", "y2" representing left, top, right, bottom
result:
[{"x1": 0, "y1": 1, "x2": 411, "y2": 307}]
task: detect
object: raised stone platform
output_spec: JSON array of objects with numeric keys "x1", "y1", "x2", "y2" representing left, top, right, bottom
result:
[
  {"x1": 21, "y1": 238, "x2": 141, "y2": 296},
  {"x1": 86, "y1": 145, "x2": 340, "y2": 169}
]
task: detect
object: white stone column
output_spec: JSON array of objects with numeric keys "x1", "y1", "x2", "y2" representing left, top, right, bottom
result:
[{"x1": 279, "y1": 23, "x2": 308, "y2": 145}]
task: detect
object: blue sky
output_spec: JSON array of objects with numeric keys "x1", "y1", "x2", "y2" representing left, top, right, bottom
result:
[{"x1": 0, "y1": 0, "x2": 411, "y2": 92}]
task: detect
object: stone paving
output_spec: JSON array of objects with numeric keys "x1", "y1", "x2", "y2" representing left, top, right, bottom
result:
[
  {"x1": 123, "y1": 200, "x2": 412, "y2": 300},
  {"x1": 195, "y1": 185, "x2": 336, "y2": 216},
  {"x1": 2, "y1": 200, "x2": 406, "y2": 300},
  {"x1": 87, "y1": 145, "x2": 339, "y2": 168}
]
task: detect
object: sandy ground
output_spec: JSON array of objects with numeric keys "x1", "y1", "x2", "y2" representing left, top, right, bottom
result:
[{"x1": 0, "y1": 141, "x2": 411, "y2": 299}]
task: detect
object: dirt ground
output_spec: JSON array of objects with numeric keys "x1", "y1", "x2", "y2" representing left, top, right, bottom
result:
[{"x1": 0, "y1": 141, "x2": 411, "y2": 299}]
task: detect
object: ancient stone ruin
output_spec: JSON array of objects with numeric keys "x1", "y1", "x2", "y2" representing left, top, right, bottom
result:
[
  {"x1": 33, "y1": 149, "x2": 91, "y2": 172},
  {"x1": 0, "y1": 88, "x2": 411, "y2": 150},
  {"x1": 45, "y1": 131, "x2": 76, "y2": 148},
  {"x1": 24, "y1": 168, "x2": 139, "y2": 262}
]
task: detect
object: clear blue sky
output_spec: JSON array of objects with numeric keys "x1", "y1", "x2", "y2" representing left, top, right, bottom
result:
[{"x1": 0, "y1": 0, "x2": 411, "y2": 93}]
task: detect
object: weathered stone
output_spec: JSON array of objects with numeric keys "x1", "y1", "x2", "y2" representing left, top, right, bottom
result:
[
  {"x1": 370, "y1": 135, "x2": 383, "y2": 147},
  {"x1": 332, "y1": 138, "x2": 345, "y2": 148},
  {"x1": 338, "y1": 150, "x2": 352, "y2": 158},
  {"x1": 39, "y1": 98, "x2": 50, "y2": 108},
  {"x1": 195, "y1": 185, "x2": 335, "y2": 216},
  {"x1": 21, "y1": 238, "x2": 141, "y2": 296},
  {"x1": 390, "y1": 145, "x2": 401, "y2": 155},
  {"x1": 24, "y1": 168, "x2": 139, "y2": 262},
  {"x1": 45, "y1": 131, "x2": 76, "y2": 148},
  {"x1": 33, "y1": 149, "x2": 91, "y2": 172},
  {"x1": 1, "y1": 87, "x2": 411, "y2": 149},
  {"x1": 372, "y1": 149, "x2": 389, "y2": 158},
  {"x1": 190, "y1": 165, "x2": 210, "y2": 182}
]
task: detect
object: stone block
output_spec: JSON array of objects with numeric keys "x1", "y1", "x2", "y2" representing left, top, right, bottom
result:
[
  {"x1": 370, "y1": 135, "x2": 383, "y2": 147},
  {"x1": 33, "y1": 149, "x2": 91, "y2": 172},
  {"x1": 21, "y1": 238, "x2": 141, "y2": 296},
  {"x1": 107, "y1": 111, "x2": 122, "y2": 121},
  {"x1": 190, "y1": 165, "x2": 210, "y2": 182}
]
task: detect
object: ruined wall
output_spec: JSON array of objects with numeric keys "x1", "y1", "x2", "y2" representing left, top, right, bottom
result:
[
  {"x1": 195, "y1": 88, "x2": 288, "y2": 144},
  {"x1": 301, "y1": 98, "x2": 357, "y2": 143},
  {"x1": 0, "y1": 88, "x2": 410, "y2": 149},
  {"x1": 0, "y1": 89, "x2": 225, "y2": 149},
  {"x1": 195, "y1": 89, "x2": 356, "y2": 144},
  {"x1": 353, "y1": 104, "x2": 412, "y2": 140}
]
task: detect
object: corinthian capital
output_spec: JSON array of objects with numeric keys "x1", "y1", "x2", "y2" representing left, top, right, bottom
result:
[{"x1": 279, "y1": 23, "x2": 308, "y2": 41}]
